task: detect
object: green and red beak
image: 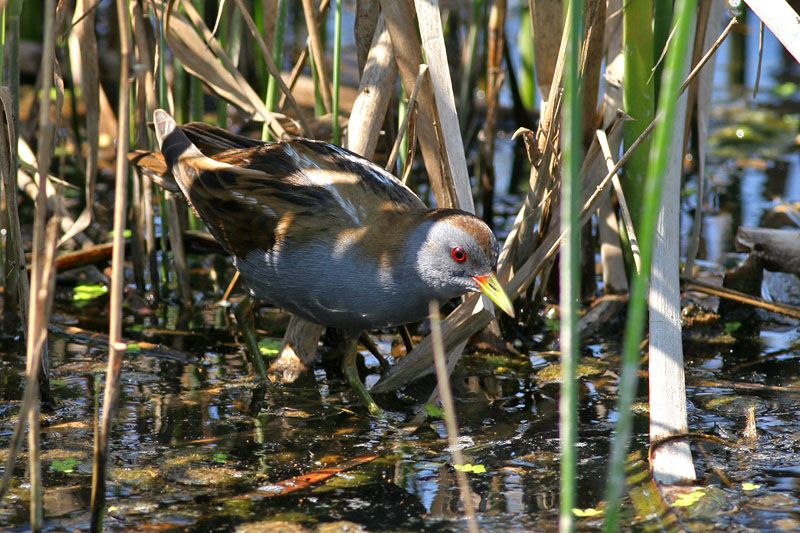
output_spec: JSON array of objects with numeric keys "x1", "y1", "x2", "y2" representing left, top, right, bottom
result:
[{"x1": 472, "y1": 273, "x2": 515, "y2": 318}]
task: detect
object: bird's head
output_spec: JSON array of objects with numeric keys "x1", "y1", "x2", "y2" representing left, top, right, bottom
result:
[{"x1": 413, "y1": 210, "x2": 515, "y2": 317}]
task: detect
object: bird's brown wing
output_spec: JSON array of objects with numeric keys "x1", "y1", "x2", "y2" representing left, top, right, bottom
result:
[
  {"x1": 152, "y1": 110, "x2": 426, "y2": 258},
  {"x1": 173, "y1": 158, "x2": 353, "y2": 257},
  {"x1": 180, "y1": 121, "x2": 264, "y2": 154}
]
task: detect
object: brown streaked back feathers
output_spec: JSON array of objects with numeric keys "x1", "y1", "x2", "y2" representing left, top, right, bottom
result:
[{"x1": 149, "y1": 110, "x2": 425, "y2": 258}]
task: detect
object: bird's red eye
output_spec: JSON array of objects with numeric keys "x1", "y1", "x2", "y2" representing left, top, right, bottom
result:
[{"x1": 451, "y1": 246, "x2": 467, "y2": 263}]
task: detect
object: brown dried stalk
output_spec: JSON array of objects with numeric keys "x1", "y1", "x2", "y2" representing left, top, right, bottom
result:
[{"x1": 90, "y1": 0, "x2": 132, "y2": 527}]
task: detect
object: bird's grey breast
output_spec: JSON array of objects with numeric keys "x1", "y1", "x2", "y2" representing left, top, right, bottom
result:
[{"x1": 235, "y1": 240, "x2": 432, "y2": 331}]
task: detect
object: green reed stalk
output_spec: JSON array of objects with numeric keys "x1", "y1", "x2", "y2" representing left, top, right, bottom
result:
[
  {"x1": 603, "y1": 2, "x2": 697, "y2": 530},
  {"x1": 653, "y1": 0, "x2": 673, "y2": 95},
  {"x1": 458, "y1": 0, "x2": 483, "y2": 133},
  {"x1": 262, "y1": 0, "x2": 288, "y2": 141},
  {"x1": 310, "y1": 53, "x2": 325, "y2": 117},
  {"x1": 253, "y1": 0, "x2": 268, "y2": 95},
  {"x1": 560, "y1": 1, "x2": 583, "y2": 531},
  {"x1": 156, "y1": 3, "x2": 167, "y2": 110},
  {"x1": 190, "y1": 0, "x2": 205, "y2": 120},
  {"x1": 331, "y1": 0, "x2": 342, "y2": 144},
  {"x1": 397, "y1": 85, "x2": 408, "y2": 175},
  {"x1": 517, "y1": 4, "x2": 535, "y2": 112},
  {"x1": 622, "y1": 0, "x2": 654, "y2": 231}
]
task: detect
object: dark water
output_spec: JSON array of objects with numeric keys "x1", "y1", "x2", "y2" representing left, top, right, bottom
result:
[{"x1": 3, "y1": 7, "x2": 800, "y2": 533}]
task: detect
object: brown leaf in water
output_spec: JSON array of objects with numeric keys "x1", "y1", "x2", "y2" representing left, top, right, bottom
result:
[{"x1": 255, "y1": 455, "x2": 378, "y2": 497}]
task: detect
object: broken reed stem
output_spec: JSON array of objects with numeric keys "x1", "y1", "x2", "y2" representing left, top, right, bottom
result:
[
  {"x1": 428, "y1": 301, "x2": 480, "y2": 533},
  {"x1": 683, "y1": 280, "x2": 800, "y2": 320},
  {"x1": 596, "y1": 129, "x2": 641, "y2": 273},
  {"x1": 385, "y1": 64, "x2": 428, "y2": 173},
  {"x1": 90, "y1": 0, "x2": 131, "y2": 528}
]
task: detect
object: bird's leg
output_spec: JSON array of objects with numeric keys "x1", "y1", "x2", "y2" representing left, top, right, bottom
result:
[
  {"x1": 233, "y1": 296, "x2": 268, "y2": 380},
  {"x1": 340, "y1": 334, "x2": 384, "y2": 417},
  {"x1": 359, "y1": 332, "x2": 390, "y2": 371}
]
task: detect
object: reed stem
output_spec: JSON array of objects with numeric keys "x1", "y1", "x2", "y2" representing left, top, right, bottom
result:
[
  {"x1": 560, "y1": 1, "x2": 583, "y2": 530},
  {"x1": 603, "y1": 1, "x2": 698, "y2": 530},
  {"x1": 90, "y1": 0, "x2": 132, "y2": 528}
]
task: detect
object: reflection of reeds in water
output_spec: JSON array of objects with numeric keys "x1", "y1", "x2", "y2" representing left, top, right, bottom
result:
[{"x1": 0, "y1": 0, "x2": 746, "y2": 529}]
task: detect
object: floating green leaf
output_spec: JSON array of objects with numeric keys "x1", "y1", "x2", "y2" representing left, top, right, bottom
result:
[
  {"x1": 672, "y1": 488, "x2": 706, "y2": 507},
  {"x1": 212, "y1": 452, "x2": 229, "y2": 464},
  {"x1": 573, "y1": 507, "x2": 602, "y2": 517},
  {"x1": 107, "y1": 228, "x2": 133, "y2": 238},
  {"x1": 742, "y1": 482, "x2": 761, "y2": 491},
  {"x1": 73, "y1": 284, "x2": 108, "y2": 301},
  {"x1": 257, "y1": 338, "x2": 282, "y2": 358},
  {"x1": 424, "y1": 404, "x2": 444, "y2": 419},
  {"x1": 454, "y1": 463, "x2": 486, "y2": 474},
  {"x1": 773, "y1": 82, "x2": 798, "y2": 98},
  {"x1": 724, "y1": 321, "x2": 742, "y2": 333},
  {"x1": 126, "y1": 343, "x2": 141, "y2": 353},
  {"x1": 50, "y1": 458, "x2": 80, "y2": 473}
]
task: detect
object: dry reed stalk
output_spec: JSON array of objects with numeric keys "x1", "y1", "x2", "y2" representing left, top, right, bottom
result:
[
  {"x1": 90, "y1": 0, "x2": 131, "y2": 527},
  {"x1": 61, "y1": 0, "x2": 99, "y2": 245},
  {"x1": 496, "y1": 0, "x2": 571, "y2": 283},
  {"x1": 355, "y1": 0, "x2": 380, "y2": 73},
  {"x1": 345, "y1": 15, "x2": 396, "y2": 159},
  {"x1": 413, "y1": 0, "x2": 474, "y2": 211},
  {"x1": 530, "y1": 0, "x2": 563, "y2": 107},
  {"x1": 22, "y1": 218, "x2": 59, "y2": 531},
  {"x1": 648, "y1": 3, "x2": 698, "y2": 483},
  {"x1": 596, "y1": 129, "x2": 640, "y2": 272},
  {"x1": 277, "y1": 0, "x2": 330, "y2": 113},
  {"x1": 379, "y1": 0, "x2": 457, "y2": 207},
  {"x1": 130, "y1": 0, "x2": 157, "y2": 294},
  {"x1": 428, "y1": 302, "x2": 480, "y2": 533},
  {"x1": 166, "y1": 193, "x2": 193, "y2": 303},
  {"x1": 20, "y1": 0, "x2": 60, "y2": 525},
  {"x1": 684, "y1": 1, "x2": 724, "y2": 276},
  {"x1": 0, "y1": 88, "x2": 31, "y2": 503},
  {"x1": 301, "y1": 0, "x2": 333, "y2": 113}
]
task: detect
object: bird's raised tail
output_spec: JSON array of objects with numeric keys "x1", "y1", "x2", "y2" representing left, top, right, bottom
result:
[
  {"x1": 152, "y1": 108, "x2": 240, "y2": 199},
  {"x1": 153, "y1": 109, "x2": 206, "y2": 170}
]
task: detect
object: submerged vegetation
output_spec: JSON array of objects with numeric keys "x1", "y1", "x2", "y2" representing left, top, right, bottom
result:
[{"x1": 1, "y1": 0, "x2": 800, "y2": 531}]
